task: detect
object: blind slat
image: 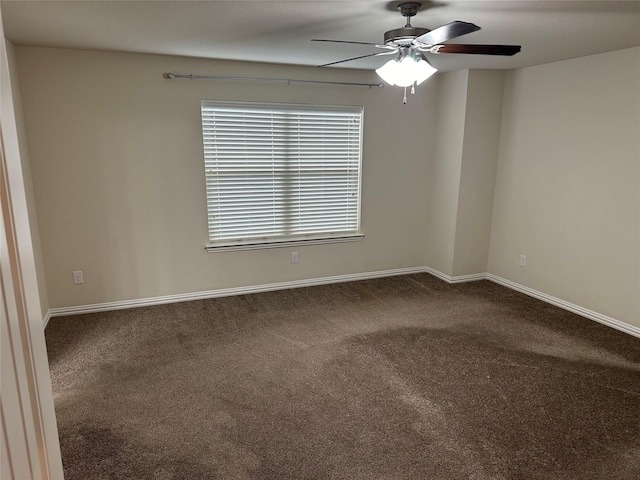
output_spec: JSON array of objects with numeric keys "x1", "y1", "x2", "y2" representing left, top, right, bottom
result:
[{"x1": 201, "y1": 100, "x2": 363, "y2": 246}]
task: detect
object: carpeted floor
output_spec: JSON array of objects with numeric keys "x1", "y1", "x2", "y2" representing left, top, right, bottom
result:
[{"x1": 45, "y1": 274, "x2": 640, "y2": 479}]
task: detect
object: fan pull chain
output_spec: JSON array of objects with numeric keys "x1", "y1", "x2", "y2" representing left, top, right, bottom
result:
[
  {"x1": 403, "y1": 86, "x2": 407, "y2": 104},
  {"x1": 411, "y1": 82, "x2": 416, "y2": 95}
]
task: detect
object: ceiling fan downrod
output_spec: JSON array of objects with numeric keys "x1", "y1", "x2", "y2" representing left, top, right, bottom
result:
[{"x1": 385, "y1": 3, "x2": 429, "y2": 46}]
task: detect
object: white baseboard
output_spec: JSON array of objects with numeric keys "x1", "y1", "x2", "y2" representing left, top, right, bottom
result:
[
  {"x1": 44, "y1": 266, "x2": 640, "y2": 340},
  {"x1": 486, "y1": 273, "x2": 640, "y2": 339},
  {"x1": 422, "y1": 267, "x2": 487, "y2": 284},
  {"x1": 45, "y1": 266, "x2": 429, "y2": 319},
  {"x1": 423, "y1": 267, "x2": 639, "y2": 338},
  {"x1": 43, "y1": 310, "x2": 51, "y2": 329}
]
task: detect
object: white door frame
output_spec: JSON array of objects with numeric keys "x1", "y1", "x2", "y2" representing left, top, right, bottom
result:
[{"x1": 1, "y1": 6, "x2": 65, "y2": 478}]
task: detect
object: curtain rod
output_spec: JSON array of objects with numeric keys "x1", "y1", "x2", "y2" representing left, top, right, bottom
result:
[{"x1": 163, "y1": 72, "x2": 384, "y2": 89}]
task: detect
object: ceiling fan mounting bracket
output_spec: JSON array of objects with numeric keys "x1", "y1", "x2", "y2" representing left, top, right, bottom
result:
[{"x1": 398, "y1": 2, "x2": 422, "y2": 18}]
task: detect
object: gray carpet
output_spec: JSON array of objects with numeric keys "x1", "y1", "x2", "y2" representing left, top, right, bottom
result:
[{"x1": 45, "y1": 274, "x2": 640, "y2": 479}]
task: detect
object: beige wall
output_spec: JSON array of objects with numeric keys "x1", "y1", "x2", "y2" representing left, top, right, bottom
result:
[
  {"x1": 425, "y1": 69, "x2": 468, "y2": 276},
  {"x1": 489, "y1": 47, "x2": 640, "y2": 328},
  {"x1": 452, "y1": 69, "x2": 504, "y2": 277},
  {"x1": 15, "y1": 46, "x2": 436, "y2": 308},
  {"x1": 13, "y1": 44, "x2": 639, "y2": 330},
  {"x1": 425, "y1": 69, "x2": 504, "y2": 278}
]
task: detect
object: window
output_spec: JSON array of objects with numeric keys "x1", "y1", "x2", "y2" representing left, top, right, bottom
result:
[{"x1": 201, "y1": 100, "x2": 364, "y2": 251}]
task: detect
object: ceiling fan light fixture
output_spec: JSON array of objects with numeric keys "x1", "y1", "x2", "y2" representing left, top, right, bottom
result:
[
  {"x1": 412, "y1": 56, "x2": 438, "y2": 85},
  {"x1": 375, "y1": 53, "x2": 437, "y2": 87}
]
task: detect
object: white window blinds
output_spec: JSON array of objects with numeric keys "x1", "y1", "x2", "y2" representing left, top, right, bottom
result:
[{"x1": 201, "y1": 100, "x2": 363, "y2": 250}]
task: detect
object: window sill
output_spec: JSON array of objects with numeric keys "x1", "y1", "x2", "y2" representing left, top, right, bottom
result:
[{"x1": 205, "y1": 234, "x2": 364, "y2": 253}]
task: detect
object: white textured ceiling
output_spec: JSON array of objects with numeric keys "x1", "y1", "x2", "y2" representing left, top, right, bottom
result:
[{"x1": 2, "y1": 0, "x2": 640, "y2": 72}]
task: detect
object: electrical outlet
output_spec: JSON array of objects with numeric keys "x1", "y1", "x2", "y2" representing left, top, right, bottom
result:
[
  {"x1": 519, "y1": 255, "x2": 527, "y2": 267},
  {"x1": 291, "y1": 252, "x2": 299, "y2": 263},
  {"x1": 72, "y1": 270, "x2": 84, "y2": 284}
]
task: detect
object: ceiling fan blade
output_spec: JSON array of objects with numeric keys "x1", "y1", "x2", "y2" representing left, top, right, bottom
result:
[
  {"x1": 312, "y1": 39, "x2": 381, "y2": 47},
  {"x1": 318, "y1": 51, "x2": 396, "y2": 68},
  {"x1": 431, "y1": 44, "x2": 521, "y2": 56},
  {"x1": 414, "y1": 21, "x2": 480, "y2": 46}
]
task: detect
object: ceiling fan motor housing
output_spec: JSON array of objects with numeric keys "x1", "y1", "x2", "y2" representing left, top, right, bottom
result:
[{"x1": 384, "y1": 26, "x2": 429, "y2": 46}]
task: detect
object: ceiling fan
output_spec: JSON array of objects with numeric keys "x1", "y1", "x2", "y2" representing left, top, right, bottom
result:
[{"x1": 312, "y1": 2, "x2": 521, "y2": 100}]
